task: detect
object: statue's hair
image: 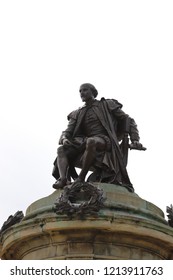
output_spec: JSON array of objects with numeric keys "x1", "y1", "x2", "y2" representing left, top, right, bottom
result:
[{"x1": 80, "y1": 83, "x2": 98, "y2": 98}]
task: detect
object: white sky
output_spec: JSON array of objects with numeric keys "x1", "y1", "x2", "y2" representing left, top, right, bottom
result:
[{"x1": 0, "y1": 0, "x2": 173, "y2": 227}]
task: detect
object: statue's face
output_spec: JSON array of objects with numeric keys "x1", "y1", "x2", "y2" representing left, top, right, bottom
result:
[{"x1": 79, "y1": 85, "x2": 94, "y2": 102}]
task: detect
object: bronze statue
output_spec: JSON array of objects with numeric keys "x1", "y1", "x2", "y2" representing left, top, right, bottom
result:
[{"x1": 52, "y1": 83, "x2": 146, "y2": 192}]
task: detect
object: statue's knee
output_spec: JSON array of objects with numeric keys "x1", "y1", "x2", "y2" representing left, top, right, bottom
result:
[
  {"x1": 86, "y1": 138, "x2": 96, "y2": 150},
  {"x1": 57, "y1": 146, "x2": 64, "y2": 156}
]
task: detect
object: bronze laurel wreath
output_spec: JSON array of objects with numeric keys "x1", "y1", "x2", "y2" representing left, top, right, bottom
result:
[
  {"x1": 54, "y1": 182, "x2": 105, "y2": 217},
  {"x1": 166, "y1": 204, "x2": 173, "y2": 227}
]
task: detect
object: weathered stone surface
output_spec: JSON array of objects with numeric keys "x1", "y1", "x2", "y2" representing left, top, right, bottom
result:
[{"x1": 1, "y1": 183, "x2": 173, "y2": 260}]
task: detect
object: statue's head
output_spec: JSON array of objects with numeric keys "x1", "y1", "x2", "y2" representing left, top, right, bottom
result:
[{"x1": 79, "y1": 83, "x2": 98, "y2": 102}]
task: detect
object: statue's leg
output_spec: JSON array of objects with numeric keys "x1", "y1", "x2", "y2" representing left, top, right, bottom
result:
[
  {"x1": 53, "y1": 146, "x2": 69, "y2": 189},
  {"x1": 76, "y1": 137, "x2": 106, "y2": 182}
]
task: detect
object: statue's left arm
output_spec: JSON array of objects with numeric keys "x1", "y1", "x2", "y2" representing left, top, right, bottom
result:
[
  {"x1": 128, "y1": 118, "x2": 146, "y2": 150},
  {"x1": 106, "y1": 99, "x2": 146, "y2": 151}
]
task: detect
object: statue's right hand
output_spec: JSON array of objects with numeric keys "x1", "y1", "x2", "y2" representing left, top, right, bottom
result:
[{"x1": 62, "y1": 139, "x2": 72, "y2": 146}]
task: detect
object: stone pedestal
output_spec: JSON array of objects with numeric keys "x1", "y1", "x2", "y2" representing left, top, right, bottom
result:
[{"x1": 1, "y1": 183, "x2": 173, "y2": 259}]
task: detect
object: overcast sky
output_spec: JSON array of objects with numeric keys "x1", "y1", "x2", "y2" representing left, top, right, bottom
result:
[{"x1": 0, "y1": 0, "x2": 173, "y2": 227}]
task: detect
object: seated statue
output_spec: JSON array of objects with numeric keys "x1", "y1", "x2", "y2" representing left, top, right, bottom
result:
[{"x1": 52, "y1": 83, "x2": 145, "y2": 192}]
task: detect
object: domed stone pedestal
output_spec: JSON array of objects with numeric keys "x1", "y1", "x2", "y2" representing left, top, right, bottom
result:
[{"x1": 1, "y1": 183, "x2": 173, "y2": 259}]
